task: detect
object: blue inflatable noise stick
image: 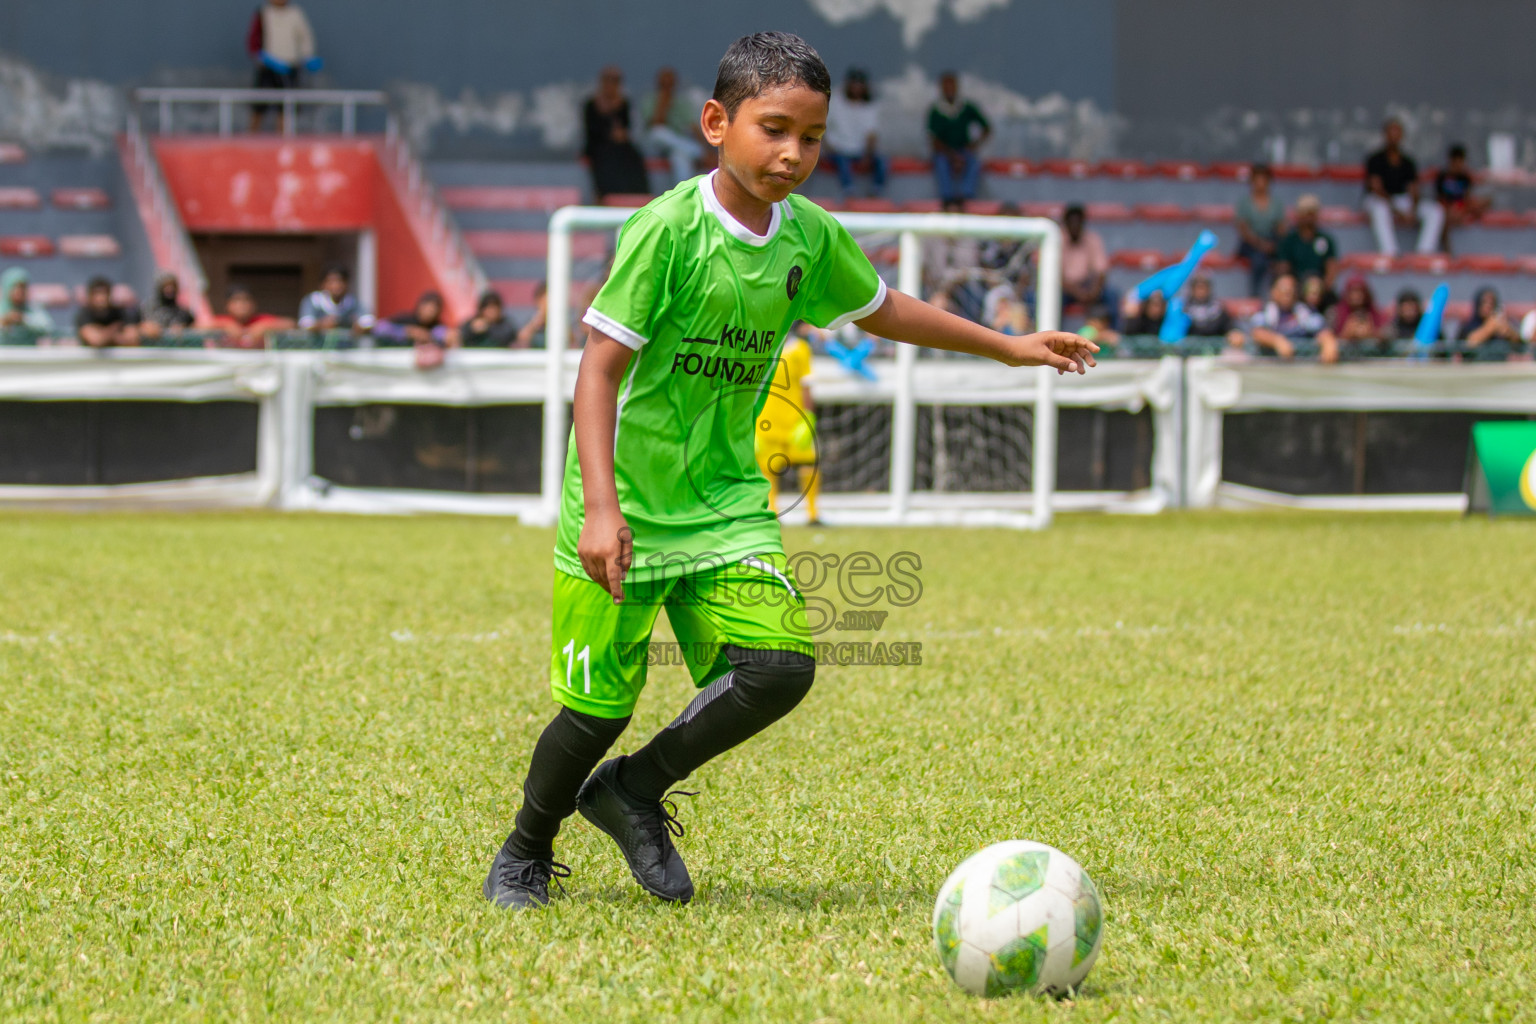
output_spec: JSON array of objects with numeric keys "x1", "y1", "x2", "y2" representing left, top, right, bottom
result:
[
  {"x1": 828, "y1": 336, "x2": 877, "y2": 380},
  {"x1": 1135, "y1": 229, "x2": 1219, "y2": 304},
  {"x1": 1415, "y1": 283, "x2": 1449, "y2": 348}
]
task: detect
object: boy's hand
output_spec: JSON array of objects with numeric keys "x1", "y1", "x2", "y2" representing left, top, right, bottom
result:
[
  {"x1": 578, "y1": 508, "x2": 633, "y2": 604},
  {"x1": 1004, "y1": 331, "x2": 1100, "y2": 374}
]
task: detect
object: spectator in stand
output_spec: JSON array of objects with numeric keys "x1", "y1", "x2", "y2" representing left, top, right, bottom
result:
[
  {"x1": 376, "y1": 290, "x2": 459, "y2": 349},
  {"x1": 927, "y1": 72, "x2": 990, "y2": 211},
  {"x1": 1332, "y1": 275, "x2": 1388, "y2": 354},
  {"x1": 1241, "y1": 272, "x2": 1339, "y2": 363},
  {"x1": 518, "y1": 281, "x2": 550, "y2": 348},
  {"x1": 1079, "y1": 305, "x2": 1120, "y2": 349},
  {"x1": 584, "y1": 67, "x2": 650, "y2": 201},
  {"x1": 209, "y1": 285, "x2": 291, "y2": 349},
  {"x1": 825, "y1": 69, "x2": 885, "y2": 199},
  {"x1": 1363, "y1": 118, "x2": 1444, "y2": 256},
  {"x1": 461, "y1": 289, "x2": 523, "y2": 348},
  {"x1": 1435, "y1": 144, "x2": 1491, "y2": 253},
  {"x1": 1122, "y1": 290, "x2": 1166, "y2": 336},
  {"x1": 1234, "y1": 163, "x2": 1284, "y2": 297},
  {"x1": 1300, "y1": 274, "x2": 1335, "y2": 321},
  {"x1": 1390, "y1": 288, "x2": 1423, "y2": 341},
  {"x1": 1276, "y1": 195, "x2": 1338, "y2": 294},
  {"x1": 1457, "y1": 286, "x2": 1521, "y2": 354},
  {"x1": 139, "y1": 272, "x2": 195, "y2": 340},
  {"x1": 641, "y1": 67, "x2": 705, "y2": 186},
  {"x1": 1060, "y1": 203, "x2": 1112, "y2": 313},
  {"x1": 1183, "y1": 275, "x2": 1232, "y2": 338},
  {"x1": 298, "y1": 266, "x2": 373, "y2": 334},
  {"x1": 246, "y1": 0, "x2": 319, "y2": 133},
  {"x1": 987, "y1": 287, "x2": 1031, "y2": 337},
  {"x1": 1, "y1": 267, "x2": 55, "y2": 344},
  {"x1": 76, "y1": 276, "x2": 141, "y2": 348}
]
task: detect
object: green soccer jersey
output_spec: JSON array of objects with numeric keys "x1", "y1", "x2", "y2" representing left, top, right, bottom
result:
[{"x1": 555, "y1": 172, "x2": 887, "y2": 582}]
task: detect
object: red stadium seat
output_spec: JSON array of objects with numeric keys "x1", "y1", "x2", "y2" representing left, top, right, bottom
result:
[
  {"x1": 847, "y1": 197, "x2": 899, "y2": 213},
  {"x1": 1477, "y1": 210, "x2": 1534, "y2": 228},
  {"x1": 0, "y1": 142, "x2": 25, "y2": 164},
  {"x1": 1397, "y1": 253, "x2": 1453, "y2": 275},
  {"x1": 599, "y1": 193, "x2": 651, "y2": 208},
  {"x1": 643, "y1": 158, "x2": 670, "y2": 172},
  {"x1": 1038, "y1": 158, "x2": 1093, "y2": 179},
  {"x1": 1513, "y1": 255, "x2": 1536, "y2": 275},
  {"x1": 27, "y1": 283, "x2": 70, "y2": 307},
  {"x1": 58, "y1": 234, "x2": 121, "y2": 257},
  {"x1": 1321, "y1": 164, "x2": 1365, "y2": 183},
  {"x1": 0, "y1": 187, "x2": 41, "y2": 210},
  {"x1": 1111, "y1": 249, "x2": 1167, "y2": 271},
  {"x1": 888, "y1": 156, "x2": 930, "y2": 174},
  {"x1": 1134, "y1": 203, "x2": 1192, "y2": 222},
  {"x1": 1085, "y1": 202, "x2": 1133, "y2": 222},
  {"x1": 1339, "y1": 252, "x2": 1395, "y2": 274},
  {"x1": 1318, "y1": 206, "x2": 1366, "y2": 226},
  {"x1": 963, "y1": 199, "x2": 1002, "y2": 215},
  {"x1": 1199, "y1": 252, "x2": 1243, "y2": 271},
  {"x1": 1191, "y1": 203, "x2": 1235, "y2": 223},
  {"x1": 1270, "y1": 164, "x2": 1320, "y2": 181},
  {"x1": 1443, "y1": 301, "x2": 1472, "y2": 324},
  {"x1": 1207, "y1": 162, "x2": 1252, "y2": 182},
  {"x1": 0, "y1": 235, "x2": 54, "y2": 257},
  {"x1": 985, "y1": 158, "x2": 1036, "y2": 178},
  {"x1": 897, "y1": 199, "x2": 942, "y2": 213},
  {"x1": 52, "y1": 187, "x2": 111, "y2": 211},
  {"x1": 1452, "y1": 254, "x2": 1512, "y2": 275},
  {"x1": 465, "y1": 230, "x2": 608, "y2": 260},
  {"x1": 808, "y1": 196, "x2": 844, "y2": 211},
  {"x1": 439, "y1": 186, "x2": 582, "y2": 211},
  {"x1": 1020, "y1": 200, "x2": 1065, "y2": 220},
  {"x1": 1096, "y1": 159, "x2": 1151, "y2": 179},
  {"x1": 489, "y1": 280, "x2": 545, "y2": 307},
  {"x1": 1154, "y1": 160, "x2": 1205, "y2": 181}
]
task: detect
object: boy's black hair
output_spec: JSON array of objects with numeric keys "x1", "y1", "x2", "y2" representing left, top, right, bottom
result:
[
  {"x1": 323, "y1": 265, "x2": 350, "y2": 282},
  {"x1": 1448, "y1": 143, "x2": 1468, "y2": 160},
  {"x1": 1250, "y1": 161, "x2": 1272, "y2": 179},
  {"x1": 86, "y1": 275, "x2": 112, "y2": 294},
  {"x1": 1063, "y1": 203, "x2": 1085, "y2": 219},
  {"x1": 712, "y1": 32, "x2": 831, "y2": 117},
  {"x1": 227, "y1": 284, "x2": 253, "y2": 299}
]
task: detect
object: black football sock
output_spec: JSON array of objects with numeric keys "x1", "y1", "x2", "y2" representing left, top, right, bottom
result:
[
  {"x1": 617, "y1": 645, "x2": 816, "y2": 802},
  {"x1": 505, "y1": 706, "x2": 630, "y2": 860}
]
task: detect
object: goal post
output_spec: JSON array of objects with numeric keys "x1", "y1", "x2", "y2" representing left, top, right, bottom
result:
[{"x1": 543, "y1": 205, "x2": 1064, "y2": 529}]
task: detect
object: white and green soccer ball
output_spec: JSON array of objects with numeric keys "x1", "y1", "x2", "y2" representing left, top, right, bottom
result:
[{"x1": 932, "y1": 840, "x2": 1104, "y2": 998}]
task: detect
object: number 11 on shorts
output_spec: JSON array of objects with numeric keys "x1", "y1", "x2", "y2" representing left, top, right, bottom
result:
[{"x1": 562, "y1": 638, "x2": 591, "y2": 694}]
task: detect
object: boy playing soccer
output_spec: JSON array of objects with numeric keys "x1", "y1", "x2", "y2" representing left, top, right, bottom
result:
[{"x1": 484, "y1": 32, "x2": 1097, "y2": 910}]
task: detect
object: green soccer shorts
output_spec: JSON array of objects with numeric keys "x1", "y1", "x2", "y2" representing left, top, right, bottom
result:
[{"x1": 549, "y1": 553, "x2": 814, "y2": 719}]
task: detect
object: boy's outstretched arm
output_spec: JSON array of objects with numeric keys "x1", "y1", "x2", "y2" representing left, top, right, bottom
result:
[
  {"x1": 856, "y1": 289, "x2": 1098, "y2": 373},
  {"x1": 572, "y1": 330, "x2": 635, "y2": 603}
]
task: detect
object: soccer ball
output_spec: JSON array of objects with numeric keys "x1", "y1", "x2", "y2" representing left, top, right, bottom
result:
[{"x1": 932, "y1": 840, "x2": 1104, "y2": 998}]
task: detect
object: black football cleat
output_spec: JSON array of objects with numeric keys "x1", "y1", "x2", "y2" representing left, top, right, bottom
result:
[
  {"x1": 576, "y1": 758, "x2": 696, "y2": 904},
  {"x1": 483, "y1": 839, "x2": 570, "y2": 910}
]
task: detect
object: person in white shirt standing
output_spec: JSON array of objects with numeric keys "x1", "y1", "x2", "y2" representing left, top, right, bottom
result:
[
  {"x1": 246, "y1": 0, "x2": 320, "y2": 132},
  {"x1": 824, "y1": 69, "x2": 885, "y2": 199}
]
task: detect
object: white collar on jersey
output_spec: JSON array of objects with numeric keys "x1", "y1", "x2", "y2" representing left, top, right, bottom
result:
[{"x1": 698, "y1": 170, "x2": 785, "y2": 247}]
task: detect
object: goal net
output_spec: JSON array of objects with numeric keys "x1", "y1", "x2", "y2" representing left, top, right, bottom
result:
[{"x1": 542, "y1": 206, "x2": 1064, "y2": 529}]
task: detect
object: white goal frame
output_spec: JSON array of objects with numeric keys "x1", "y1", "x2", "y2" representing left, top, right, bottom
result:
[{"x1": 544, "y1": 207, "x2": 1063, "y2": 529}]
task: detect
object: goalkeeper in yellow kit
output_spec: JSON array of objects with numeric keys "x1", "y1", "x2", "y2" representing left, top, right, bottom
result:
[{"x1": 755, "y1": 326, "x2": 821, "y2": 524}]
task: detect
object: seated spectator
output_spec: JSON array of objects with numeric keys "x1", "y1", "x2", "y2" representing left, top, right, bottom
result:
[
  {"x1": 1435, "y1": 144, "x2": 1491, "y2": 253},
  {"x1": 1234, "y1": 163, "x2": 1284, "y2": 297},
  {"x1": 1241, "y1": 272, "x2": 1339, "y2": 363},
  {"x1": 1184, "y1": 275, "x2": 1232, "y2": 337},
  {"x1": 584, "y1": 66, "x2": 650, "y2": 201},
  {"x1": 1390, "y1": 288, "x2": 1423, "y2": 341},
  {"x1": 461, "y1": 289, "x2": 522, "y2": 348},
  {"x1": 208, "y1": 285, "x2": 291, "y2": 349},
  {"x1": 75, "y1": 276, "x2": 141, "y2": 348},
  {"x1": 927, "y1": 72, "x2": 990, "y2": 211},
  {"x1": 924, "y1": 234, "x2": 985, "y2": 321},
  {"x1": 1276, "y1": 195, "x2": 1339, "y2": 293},
  {"x1": 1060, "y1": 204, "x2": 1112, "y2": 313},
  {"x1": 139, "y1": 271, "x2": 196, "y2": 340},
  {"x1": 1332, "y1": 275, "x2": 1388, "y2": 354},
  {"x1": 375, "y1": 291, "x2": 460, "y2": 367},
  {"x1": 298, "y1": 266, "x2": 372, "y2": 333},
  {"x1": 246, "y1": 0, "x2": 319, "y2": 133},
  {"x1": 1079, "y1": 305, "x2": 1121, "y2": 349},
  {"x1": 1121, "y1": 290, "x2": 1167, "y2": 336},
  {"x1": 987, "y1": 288, "x2": 1031, "y2": 337},
  {"x1": 1300, "y1": 273, "x2": 1336, "y2": 321},
  {"x1": 1457, "y1": 286, "x2": 1521, "y2": 353},
  {"x1": 825, "y1": 69, "x2": 886, "y2": 198},
  {"x1": 641, "y1": 67, "x2": 705, "y2": 185},
  {"x1": 518, "y1": 281, "x2": 549, "y2": 348},
  {"x1": 1363, "y1": 118, "x2": 1444, "y2": 256},
  {"x1": 1, "y1": 267, "x2": 55, "y2": 343}
]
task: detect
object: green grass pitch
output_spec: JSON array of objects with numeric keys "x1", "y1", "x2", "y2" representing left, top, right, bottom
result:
[{"x1": 2, "y1": 511, "x2": 1533, "y2": 1022}]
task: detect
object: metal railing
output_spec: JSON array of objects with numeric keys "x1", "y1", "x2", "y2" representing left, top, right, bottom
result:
[
  {"x1": 133, "y1": 87, "x2": 389, "y2": 138},
  {"x1": 121, "y1": 113, "x2": 212, "y2": 322}
]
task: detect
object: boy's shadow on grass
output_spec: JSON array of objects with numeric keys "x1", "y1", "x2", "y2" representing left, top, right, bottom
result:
[{"x1": 573, "y1": 881, "x2": 931, "y2": 912}]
